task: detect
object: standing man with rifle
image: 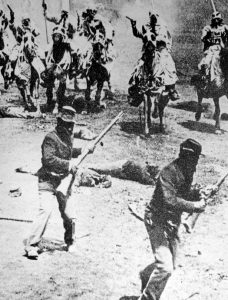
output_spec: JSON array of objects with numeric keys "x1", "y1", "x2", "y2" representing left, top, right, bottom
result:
[
  {"x1": 24, "y1": 107, "x2": 123, "y2": 259},
  {"x1": 24, "y1": 106, "x2": 95, "y2": 259},
  {"x1": 136, "y1": 139, "x2": 206, "y2": 300}
]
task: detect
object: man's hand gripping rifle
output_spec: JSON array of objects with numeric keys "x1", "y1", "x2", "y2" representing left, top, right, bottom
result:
[
  {"x1": 56, "y1": 112, "x2": 124, "y2": 197},
  {"x1": 183, "y1": 171, "x2": 228, "y2": 233}
]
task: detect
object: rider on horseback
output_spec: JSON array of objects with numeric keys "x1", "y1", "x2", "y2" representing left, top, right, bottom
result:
[
  {"x1": 130, "y1": 11, "x2": 179, "y2": 101},
  {"x1": 43, "y1": 3, "x2": 80, "y2": 79},
  {"x1": 198, "y1": 11, "x2": 228, "y2": 84},
  {"x1": 42, "y1": 26, "x2": 71, "y2": 112},
  {"x1": 80, "y1": 4, "x2": 115, "y2": 62},
  {"x1": 8, "y1": 9, "x2": 44, "y2": 74}
]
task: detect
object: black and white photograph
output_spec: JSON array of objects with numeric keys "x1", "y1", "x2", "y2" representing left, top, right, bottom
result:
[{"x1": 0, "y1": 0, "x2": 227, "y2": 299}]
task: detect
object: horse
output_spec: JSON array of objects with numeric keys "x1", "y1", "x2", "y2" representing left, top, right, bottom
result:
[
  {"x1": 84, "y1": 30, "x2": 111, "y2": 113},
  {"x1": 128, "y1": 32, "x2": 169, "y2": 135},
  {"x1": 6, "y1": 30, "x2": 43, "y2": 111},
  {"x1": 191, "y1": 45, "x2": 228, "y2": 134},
  {"x1": 41, "y1": 29, "x2": 71, "y2": 113}
]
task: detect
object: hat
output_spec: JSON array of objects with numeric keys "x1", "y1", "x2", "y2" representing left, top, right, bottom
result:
[
  {"x1": 179, "y1": 139, "x2": 202, "y2": 158},
  {"x1": 212, "y1": 11, "x2": 222, "y2": 20},
  {"x1": 52, "y1": 26, "x2": 66, "y2": 37},
  {"x1": 57, "y1": 106, "x2": 76, "y2": 123}
]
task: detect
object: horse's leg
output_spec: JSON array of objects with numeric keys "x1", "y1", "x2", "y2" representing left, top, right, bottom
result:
[
  {"x1": 108, "y1": 72, "x2": 112, "y2": 91},
  {"x1": 46, "y1": 84, "x2": 55, "y2": 113},
  {"x1": 1, "y1": 58, "x2": 8, "y2": 89},
  {"x1": 213, "y1": 97, "x2": 221, "y2": 133},
  {"x1": 147, "y1": 94, "x2": 152, "y2": 128},
  {"x1": 95, "y1": 81, "x2": 104, "y2": 109},
  {"x1": 30, "y1": 68, "x2": 39, "y2": 99},
  {"x1": 85, "y1": 78, "x2": 91, "y2": 113},
  {"x1": 56, "y1": 78, "x2": 66, "y2": 112},
  {"x1": 15, "y1": 78, "x2": 30, "y2": 111},
  {"x1": 195, "y1": 91, "x2": 203, "y2": 121},
  {"x1": 158, "y1": 94, "x2": 168, "y2": 133},
  {"x1": 26, "y1": 84, "x2": 37, "y2": 111},
  {"x1": 152, "y1": 97, "x2": 159, "y2": 119},
  {"x1": 46, "y1": 71, "x2": 56, "y2": 112},
  {"x1": 34, "y1": 77, "x2": 41, "y2": 115},
  {"x1": 144, "y1": 94, "x2": 149, "y2": 136}
]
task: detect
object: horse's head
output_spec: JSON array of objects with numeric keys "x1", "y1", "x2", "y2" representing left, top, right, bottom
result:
[
  {"x1": 22, "y1": 31, "x2": 36, "y2": 62},
  {"x1": 91, "y1": 30, "x2": 105, "y2": 61},
  {"x1": 143, "y1": 31, "x2": 156, "y2": 55}
]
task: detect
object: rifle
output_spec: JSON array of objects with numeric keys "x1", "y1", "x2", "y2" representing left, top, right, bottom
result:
[
  {"x1": 56, "y1": 111, "x2": 124, "y2": 197},
  {"x1": 182, "y1": 171, "x2": 228, "y2": 233}
]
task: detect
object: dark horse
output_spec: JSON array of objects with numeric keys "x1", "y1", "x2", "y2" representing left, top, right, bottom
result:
[
  {"x1": 191, "y1": 46, "x2": 228, "y2": 134},
  {"x1": 84, "y1": 31, "x2": 111, "y2": 113},
  {"x1": 128, "y1": 32, "x2": 169, "y2": 135}
]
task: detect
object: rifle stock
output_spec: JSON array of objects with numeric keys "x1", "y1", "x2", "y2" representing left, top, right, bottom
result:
[
  {"x1": 183, "y1": 171, "x2": 228, "y2": 233},
  {"x1": 56, "y1": 111, "x2": 124, "y2": 197}
]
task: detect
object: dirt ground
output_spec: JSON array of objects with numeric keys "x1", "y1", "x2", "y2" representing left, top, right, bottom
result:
[{"x1": 0, "y1": 17, "x2": 228, "y2": 300}]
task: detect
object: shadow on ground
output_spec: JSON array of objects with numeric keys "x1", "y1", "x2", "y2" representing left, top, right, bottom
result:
[
  {"x1": 120, "y1": 121, "x2": 168, "y2": 136},
  {"x1": 119, "y1": 296, "x2": 139, "y2": 300},
  {"x1": 170, "y1": 100, "x2": 211, "y2": 113},
  {"x1": 179, "y1": 120, "x2": 220, "y2": 134}
]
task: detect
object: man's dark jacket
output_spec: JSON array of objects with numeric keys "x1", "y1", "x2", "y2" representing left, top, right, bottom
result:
[
  {"x1": 37, "y1": 125, "x2": 81, "y2": 191},
  {"x1": 146, "y1": 158, "x2": 199, "y2": 232}
]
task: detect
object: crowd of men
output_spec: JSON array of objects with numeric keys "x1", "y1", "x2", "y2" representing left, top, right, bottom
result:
[
  {"x1": 0, "y1": 3, "x2": 116, "y2": 111},
  {"x1": 0, "y1": 3, "x2": 227, "y2": 111}
]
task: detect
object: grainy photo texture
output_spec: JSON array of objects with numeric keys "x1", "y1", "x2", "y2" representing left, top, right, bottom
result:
[{"x1": 0, "y1": 0, "x2": 228, "y2": 299}]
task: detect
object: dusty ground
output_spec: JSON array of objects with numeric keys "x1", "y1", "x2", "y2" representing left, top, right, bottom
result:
[{"x1": 0, "y1": 15, "x2": 228, "y2": 300}]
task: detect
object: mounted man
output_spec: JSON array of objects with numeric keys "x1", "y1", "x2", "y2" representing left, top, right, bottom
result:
[
  {"x1": 8, "y1": 8, "x2": 45, "y2": 83},
  {"x1": 198, "y1": 11, "x2": 228, "y2": 86},
  {"x1": 43, "y1": 2, "x2": 80, "y2": 79},
  {"x1": 41, "y1": 25, "x2": 71, "y2": 112},
  {"x1": 130, "y1": 11, "x2": 179, "y2": 101},
  {"x1": 79, "y1": 4, "x2": 115, "y2": 65}
]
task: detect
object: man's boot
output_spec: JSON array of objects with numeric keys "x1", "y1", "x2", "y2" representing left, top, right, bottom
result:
[{"x1": 67, "y1": 218, "x2": 79, "y2": 254}]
